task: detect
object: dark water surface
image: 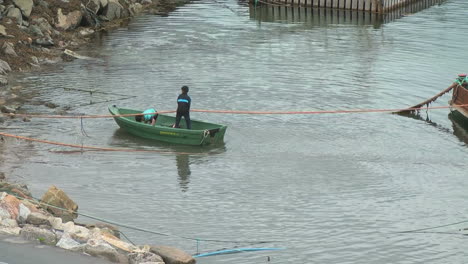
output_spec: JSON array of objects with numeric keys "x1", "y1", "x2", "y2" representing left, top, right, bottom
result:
[{"x1": 3, "y1": 0, "x2": 468, "y2": 263}]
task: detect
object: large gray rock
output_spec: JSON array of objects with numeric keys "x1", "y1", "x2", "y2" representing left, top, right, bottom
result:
[
  {"x1": 63, "y1": 221, "x2": 90, "y2": 242},
  {"x1": 12, "y1": 0, "x2": 33, "y2": 17},
  {"x1": 20, "y1": 225, "x2": 57, "y2": 245},
  {"x1": 17, "y1": 203, "x2": 31, "y2": 223},
  {"x1": 1, "y1": 218, "x2": 18, "y2": 228},
  {"x1": 5, "y1": 7, "x2": 22, "y2": 25},
  {"x1": 32, "y1": 17, "x2": 53, "y2": 35},
  {"x1": 28, "y1": 25, "x2": 44, "y2": 36},
  {"x1": 34, "y1": 36, "x2": 54, "y2": 46},
  {"x1": 150, "y1": 245, "x2": 195, "y2": 264},
  {"x1": 84, "y1": 239, "x2": 129, "y2": 263},
  {"x1": 102, "y1": 0, "x2": 123, "y2": 20},
  {"x1": 0, "y1": 59, "x2": 11, "y2": 75},
  {"x1": 128, "y1": 252, "x2": 164, "y2": 264},
  {"x1": 0, "y1": 105, "x2": 16, "y2": 113},
  {"x1": 0, "y1": 76, "x2": 7, "y2": 86},
  {"x1": 0, "y1": 226, "x2": 21, "y2": 235},
  {"x1": 2, "y1": 42, "x2": 17, "y2": 57},
  {"x1": 0, "y1": 207, "x2": 11, "y2": 219},
  {"x1": 56, "y1": 232, "x2": 85, "y2": 251},
  {"x1": 55, "y1": 8, "x2": 82, "y2": 30},
  {"x1": 0, "y1": 25, "x2": 6, "y2": 37},
  {"x1": 26, "y1": 212, "x2": 50, "y2": 226}
]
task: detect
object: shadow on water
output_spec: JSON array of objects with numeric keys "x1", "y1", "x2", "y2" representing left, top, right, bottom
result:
[
  {"x1": 448, "y1": 112, "x2": 468, "y2": 146},
  {"x1": 397, "y1": 110, "x2": 452, "y2": 132},
  {"x1": 249, "y1": 0, "x2": 447, "y2": 28},
  {"x1": 397, "y1": 110, "x2": 468, "y2": 147}
]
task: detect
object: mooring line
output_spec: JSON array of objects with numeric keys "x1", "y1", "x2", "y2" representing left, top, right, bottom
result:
[
  {"x1": 396, "y1": 219, "x2": 468, "y2": 234},
  {"x1": 0, "y1": 132, "x2": 207, "y2": 155},
  {"x1": 3, "y1": 104, "x2": 468, "y2": 119},
  {"x1": 5, "y1": 192, "x2": 281, "y2": 246}
]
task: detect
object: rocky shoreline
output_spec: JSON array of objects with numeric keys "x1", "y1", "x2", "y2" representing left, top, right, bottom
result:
[
  {"x1": 0, "y1": 181, "x2": 196, "y2": 264},
  {"x1": 0, "y1": 0, "x2": 196, "y2": 263},
  {"x1": 0, "y1": 0, "x2": 189, "y2": 114}
]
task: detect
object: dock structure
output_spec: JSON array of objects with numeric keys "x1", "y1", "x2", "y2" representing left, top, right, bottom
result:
[
  {"x1": 252, "y1": 0, "x2": 446, "y2": 13},
  {"x1": 250, "y1": 0, "x2": 445, "y2": 25}
]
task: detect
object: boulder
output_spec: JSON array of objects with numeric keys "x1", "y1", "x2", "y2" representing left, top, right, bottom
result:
[
  {"x1": 0, "y1": 172, "x2": 5, "y2": 180},
  {"x1": 56, "y1": 8, "x2": 82, "y2": 30},
  {"x1": 0, "y1": 207, "x2": 11, "y2": 219},
  {"x1": 1, "y1": 218, "x2": 18, "y2": 228},
  {"x1": 0, "y1": 182, "x2": 32, "y2": 198},
  {"x1": 0, "y1": 59, "x2": 11, "y2": 75},
  {"x1": 128, "y1": 252, "x2": 164, "y2": 264},
  {"x1": 56, "y1": 232, "x2": 85, "y2": 251},
  {"x1": 31, "y1": 17, "x2": 53, "y2": 35},
  {"x1": 100, "y1": 231, "x2": 138, "y2": 252},
  {"x1": 79, "y1": 28, "x2": 95, "y2": 36},
  {"x1": 2, "y1": 42, "x2": 18, "y2": 57},
  {"x1": 85, "y1": 222, "x2": 120, "y2": 238},
  {"x1": 12, "y1": 0, "x2": 33, "y2": 17},
  {"x1": 20, "y1": 225, "x2": 57, "y2": 245},
  {"x1": 17, "y1": 203, "x2": 31, "y2": 223},
  {"x1": 0, "y1": 194, "x2": 21, "y2": 219},
  {"x1": 0, "y1": 226, "x2": 21, "y2": 235},
  {"x1": 34, "y1": 35, "x2": 54, "y2": 46},
  {"x1": 5, "y1": 7, "x2": 22, "y2": 25},
  {"x1": 26, "y1": 212, "x2": 50, "y2": 226},
  {"x1": 63, "y1": 221, "x2": 90, "y2": 242},
  {"x1": 40, "y1": 185, "x2": 78, "y2": 223},
  {"x1": 149, "y1": 245, "x2": 196, "y2": 264},
  {"x1": 130, "y1": 3, "x2": 143, "y2": 14},
  {"x1": 85, "y1": 239, "x2": 129, "y2": 263},
  {"x1": 47, "y1": 216, "x2": 64, "y2": 230},
  {"x1": 0, "y1": 76, "x2": 7, "y2": 86},
  {"x1": 28, "y1": 25, "x2": 44, "y2": 37},
  {"x1": 102, "y1": 0, "x2": 123, "y2": 20},
  {"x1": 81, "y1": 8, "x2": 99, "y2": 27},
  {"x1": 0, "y1": 25, "x2": 7, "y2": 37}
]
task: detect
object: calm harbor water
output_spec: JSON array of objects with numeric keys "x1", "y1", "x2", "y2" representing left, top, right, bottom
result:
[{"x1": 3, "y1": 0, "x2": 468, "y2": 263}]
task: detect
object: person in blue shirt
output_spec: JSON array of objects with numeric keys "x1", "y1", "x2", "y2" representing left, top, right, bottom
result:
[
  {"x1": 173, "y1": 86, "x2": 191, "y2": 129},
  {"x1": 135, "y1": 108, "x2": 158, "y2": 126}
]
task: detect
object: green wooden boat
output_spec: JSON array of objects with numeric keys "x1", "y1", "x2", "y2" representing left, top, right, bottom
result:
[{"x1": 108, "y1": 105, "x2": 227, "y2": 146}]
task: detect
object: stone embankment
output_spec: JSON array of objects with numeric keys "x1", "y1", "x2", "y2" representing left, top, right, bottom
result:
[{"x1": 0, "y1": 181, "x2": 196, "y2": 264}]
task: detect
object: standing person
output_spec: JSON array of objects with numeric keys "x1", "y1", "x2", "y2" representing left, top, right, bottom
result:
[
  {"x1": 174, "y1": 86, "x2": 191, "y2": 129},
  {"x1": 135, "y1": 108, "x2": 158, "y2": 126}
]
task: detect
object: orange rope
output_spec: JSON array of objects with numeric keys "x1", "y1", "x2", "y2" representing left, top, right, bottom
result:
[
  {"x1": 191, "y1": 104, "x2": 468, "y2": 115},
  {"x1": 2, "y1": 111, "x2": 175, "y2": 119},
  {"x1": 0, "y1": 132, "x2": 206, "y2": 155},
  {"x1": 2, "y1": 104, "x2": 466, "y2": 119}
]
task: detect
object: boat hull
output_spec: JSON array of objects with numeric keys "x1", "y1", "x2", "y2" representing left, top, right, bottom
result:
[
  {"x1": 109, "y1": 106, "x2": 227, "y2": 146},
  {"x1": 450, "y1": 82, "x2": 468, "y2": 124}
]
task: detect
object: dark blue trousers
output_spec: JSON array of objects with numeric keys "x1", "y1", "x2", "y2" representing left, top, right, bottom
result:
[{"x1": 175, "y1": 111, "x2": 191, "y2": 129}]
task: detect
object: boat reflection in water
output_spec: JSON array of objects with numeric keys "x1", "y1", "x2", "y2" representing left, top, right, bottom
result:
[
  {"x1": 176, "y1": 154, "x2": 191, "y2": 192},
  {"x1": 110, "y1": 129, "x2": 226, "y2": 192}
]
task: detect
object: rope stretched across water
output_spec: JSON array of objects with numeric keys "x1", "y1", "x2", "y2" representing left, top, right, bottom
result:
[
  {"x1": 0, "y1": 131, "x2": 207, "y2": 155},
  {"x1": 3, "y1": 104, "x2": 467, "y2": 119},
  {"x1": 5, "y1": 192, "x2": 280, "y2": 245}
]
